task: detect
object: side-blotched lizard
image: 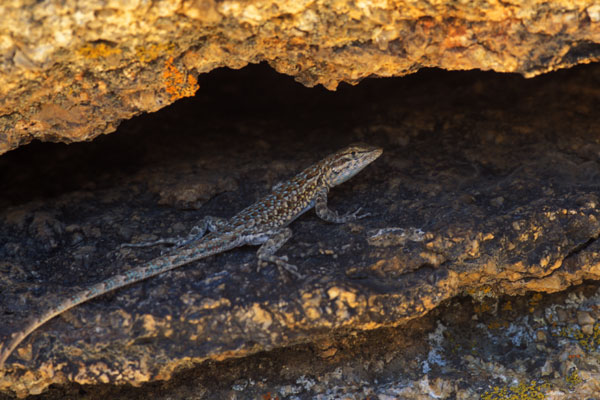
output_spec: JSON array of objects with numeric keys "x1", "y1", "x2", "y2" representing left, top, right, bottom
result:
[{"x1": 0, "y1": 143, "x2": 382, "y2": 368}]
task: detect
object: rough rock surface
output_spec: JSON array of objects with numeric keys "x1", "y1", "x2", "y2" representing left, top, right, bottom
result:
[
  {"x1": 0, "y1": 63, "x2": 599, "y2": 397},
  {"x1": 1, "y1": 0, "x2": 600, "y2": 155}
]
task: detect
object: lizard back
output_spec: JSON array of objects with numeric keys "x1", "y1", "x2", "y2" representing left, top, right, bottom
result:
[{"x1": 226, "y1": 162, "x2": 324, "y2": 233}]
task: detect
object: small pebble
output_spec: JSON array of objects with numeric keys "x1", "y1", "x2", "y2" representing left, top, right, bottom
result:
[
  {"x1": 536, "y1": 330, "x2": 547, "y2": 342},
  {"x1": 577, "y1": 310, "x2": 595, "y2": 325},
  {"x1": 581, "y1": 323, "x2": 594, "y2": 335}
]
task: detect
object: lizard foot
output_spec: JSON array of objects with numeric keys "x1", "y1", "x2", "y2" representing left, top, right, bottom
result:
[
  {"x1": 257, "y1": 256, "x2": 304, "y2": 279},
  {"x1": 342, "y1": 206, "x2": 371, "y2": 220}
]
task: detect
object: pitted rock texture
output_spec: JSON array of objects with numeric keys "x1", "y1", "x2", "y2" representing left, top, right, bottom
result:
[
  {"x1": 1, "y1": 0, "x2": 600, "y2": 155},
  {"x1": 0, "y1": 64, "x2": 599, "y2": 397}
]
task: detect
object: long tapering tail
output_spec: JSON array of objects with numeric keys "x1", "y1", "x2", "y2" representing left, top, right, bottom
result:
[{"x1": 0, "y1": 234, "x2": 237, "y2": 369}]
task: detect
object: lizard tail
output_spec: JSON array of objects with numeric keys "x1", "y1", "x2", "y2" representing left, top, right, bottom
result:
[{"x1": 0, "y1": 242, "x2": 222, "y2": 369}]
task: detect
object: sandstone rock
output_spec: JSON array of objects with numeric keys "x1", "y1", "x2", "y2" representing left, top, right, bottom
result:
[{"x1": 1, "y1": 0, "x2": 600, "y2": 155}]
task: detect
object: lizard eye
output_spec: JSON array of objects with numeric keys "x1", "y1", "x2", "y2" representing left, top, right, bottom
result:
[{"x1": 351, "y1": 151, "x2": 356, "y2": 157}]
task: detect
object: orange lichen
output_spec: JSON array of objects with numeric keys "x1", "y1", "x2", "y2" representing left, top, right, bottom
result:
[
  {"x1": 162, "y1": 56, "x2": 199, "y2": 101},
  {"x1": 501, "y1": 301, "x2": 513, "y2": 311},
  {"x1": 488, "y1": 321, "x2": 510, "y2": 330},
  {"x1": 474, "y1": 302, "x2": 492, "y2": 314},
  {"x1": 528, "y1": 293, "x2": 543, "y2": 312}
]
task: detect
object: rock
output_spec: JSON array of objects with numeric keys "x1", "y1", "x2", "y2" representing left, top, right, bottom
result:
[
  {"x1": 1, "y1": 62, "x2": 600, "y2": 397},
  {"x1": 556, "y1": 308, "x2": 569, "y2": 323},
  {"x1": 577, "y1": 311, "x2": 595, "y2": 326},
  {"x1": 541, "y1": 359, "x2": 554, "y2": 376},
  {"x1": 1, "y1": 0, "x2": 599, "y2": 154},
  {"x1": 581, "y1": 323, "x2": 595, "y2": 336}
]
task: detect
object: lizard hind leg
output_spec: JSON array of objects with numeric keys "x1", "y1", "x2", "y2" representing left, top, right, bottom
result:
[
  {"x1": 120, "y1": 216, "x2": 227, "y2": 249},
  {"x1": 256, "y1": 228, "x2": 303, "y2": 279}
]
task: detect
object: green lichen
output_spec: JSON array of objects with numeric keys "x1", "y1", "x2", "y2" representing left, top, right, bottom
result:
[{"x1": 443, "y1": 330, "x2": 461, "y2": 354}]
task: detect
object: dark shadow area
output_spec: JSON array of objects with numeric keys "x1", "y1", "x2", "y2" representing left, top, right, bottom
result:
[{"x1": 2, "y1": 62, "x2": 596, "y2": 207}]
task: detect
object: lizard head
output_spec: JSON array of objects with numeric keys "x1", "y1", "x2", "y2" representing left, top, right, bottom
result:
[{"x1": 324, "y1": 143, "x2": 383, "y2": 187}]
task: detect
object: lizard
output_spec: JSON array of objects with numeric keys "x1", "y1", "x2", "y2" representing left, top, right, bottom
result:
[{"x1": 0, "y1": 143, "x2": 383, "y2": 369}]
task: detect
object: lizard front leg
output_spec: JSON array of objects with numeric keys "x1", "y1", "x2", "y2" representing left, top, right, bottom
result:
[
  {"x1": 121, "y1": 216, "x2": 227, "y2": 249},
  {"x1": 255, "y1": 228, "x2": 303, "y2": 279},
  {"x1": 314, "y1": 188, "x2": 369, "y2": 223}
]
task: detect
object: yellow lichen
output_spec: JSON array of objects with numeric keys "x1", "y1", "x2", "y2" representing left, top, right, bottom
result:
[
  {"x1": 482, "y1": 381, "x2": 549, "y2": 400},
  {"x1": 78, "y1": 42, "x2": 121, "y2": 59},
  {"x1": 136, "y1": 43, "x2": 176, "y2": 63},
  {"x1": 557, "y1": 323, "x2": 600, "y2": 352},
  {"x1": 162, "y1": 56, "x2": 199, "y2": 101},
  {"x1": 566, "y1": 369, "x2": 582, "y2": 389}
]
